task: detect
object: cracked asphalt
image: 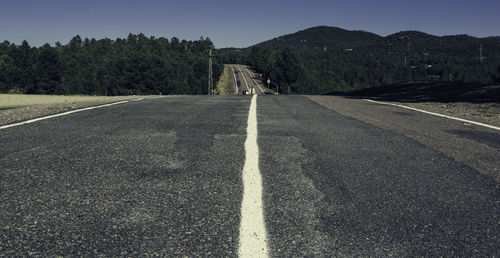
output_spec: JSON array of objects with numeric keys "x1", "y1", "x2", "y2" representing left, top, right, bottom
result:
[{"x1": 1, "y1": 95, "x2": 498, "y2": 256}]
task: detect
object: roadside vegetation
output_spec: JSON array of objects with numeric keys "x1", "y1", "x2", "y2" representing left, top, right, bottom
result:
[
  {"x1": 0, "y1": 34, "x2": 223, "y2": 95},
  {"x1": 215, "y1": 65, "x2": 236, "y2": 95}
]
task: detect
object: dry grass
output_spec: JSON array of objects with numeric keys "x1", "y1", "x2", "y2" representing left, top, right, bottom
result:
[
  {"x1": 215, "y1": 65, "x2": 236, "y2": 95},
  {"x1": 0, "y1": 94, "x2": 139, "y2": 109}
]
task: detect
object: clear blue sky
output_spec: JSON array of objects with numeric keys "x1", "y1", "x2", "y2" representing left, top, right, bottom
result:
[{"x1": 1, "y1": 0, "x2": 499, "y2": 48}]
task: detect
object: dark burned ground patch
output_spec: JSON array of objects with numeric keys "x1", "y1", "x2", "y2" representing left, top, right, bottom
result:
[
  {"x1": 332, "y1": 82, "x2": 500, "y2": 103},
  {"x1": 446, "y1": 129, "x2": 500, "y2": 149},
  {"x1": 0, "y1": 106, "x2": 19, "y2": 111}
]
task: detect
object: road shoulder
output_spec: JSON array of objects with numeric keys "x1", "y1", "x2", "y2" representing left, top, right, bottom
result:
[{"x1": 0, "y1": 95, "x2": 151, "y2": 126}]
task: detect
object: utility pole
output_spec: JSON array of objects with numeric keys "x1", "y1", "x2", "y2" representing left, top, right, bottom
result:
[
  {"x1": 404, "y1": 42, "x2": 410, "y2": 66},
  {"x1": 479, "y1": 44, "x2": 484, "y2": 62},
  {"x1": 208, "y1": 48, "x2": 213, "y2": 95}
]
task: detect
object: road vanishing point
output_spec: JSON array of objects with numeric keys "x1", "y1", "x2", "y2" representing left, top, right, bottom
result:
[{"x1": 1, "y1": 85, "x2": 499, "y2": 256}]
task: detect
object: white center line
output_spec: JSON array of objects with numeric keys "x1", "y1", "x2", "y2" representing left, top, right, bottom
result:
[
  {"x1": 239, "y1": 94, "x2": 269, "y2": 258},
  {"x1": 364, "y1": 99, "x2": 500, "y2": 131},
  {"x1": 0, "y1": 100, "x2": 133, "y2": 130}
]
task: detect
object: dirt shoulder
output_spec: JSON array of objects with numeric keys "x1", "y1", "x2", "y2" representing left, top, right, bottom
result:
[{"x1": 0, "y1": 94, "x2": 143, "y2": 126}]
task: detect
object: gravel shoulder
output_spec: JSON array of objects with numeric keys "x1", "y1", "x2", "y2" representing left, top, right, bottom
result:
[{"x1": 0, "y1": 95, "x2": 146, "y2": 126}]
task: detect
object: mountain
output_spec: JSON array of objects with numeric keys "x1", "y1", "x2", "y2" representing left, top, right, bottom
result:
[
  {"x1": 220, "y1": 26, "x2": 500, "y2": 94},
  {"x1": 250, "y1": 26, "x2": 500, "y2": 58},
  {"x1": 253, "y1": 26, "x2": 383, "y2": 51},
  {"x1": 385, "y1": 31, "x2": 500, "y2": 58}
]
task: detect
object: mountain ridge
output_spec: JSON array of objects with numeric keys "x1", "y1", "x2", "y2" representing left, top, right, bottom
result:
[
  {"x1": 252, "y1": 26, "x2": 383, "y2": 49},
  {"x1": 220, "y1": 26, "x2": 500, "y2": 54},
  {"x1": 247, "y1": 26, "x2": 500, "y2": 56}
]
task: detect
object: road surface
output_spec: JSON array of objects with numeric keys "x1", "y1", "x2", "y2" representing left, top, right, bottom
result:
[
  {"x1": 230, "y1": 65, "x2": 266, "y2": 95},
  {"x1": 1, "y1": 95, "x2": 498, "y2": 256}
]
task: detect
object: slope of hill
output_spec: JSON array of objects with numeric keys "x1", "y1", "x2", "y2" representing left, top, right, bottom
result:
[
  {"x1": 385, "y1": 31, "x2": 500, "y2": 58},
  {"x1": 253, "y1": 26, "x2": 383, "y2": 51},
  {"x1": 250, "y1": 26, "x2": 500, "y2": 58},
  {"x1": 220, "y1": 26, "x2": 500, "y2": 94}
]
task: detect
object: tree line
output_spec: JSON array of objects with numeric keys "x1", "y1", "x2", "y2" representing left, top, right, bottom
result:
[{"x1": 0, "y1": 34, "x2": 223, "y2": 95}]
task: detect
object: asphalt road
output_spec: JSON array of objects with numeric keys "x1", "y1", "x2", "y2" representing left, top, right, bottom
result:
[
  {"x1": 230, "y1": 65, "x2": 266, "y2": 95},
  {"x1": 1, "y1": 96, "x2": 248, "y2": 256},
  {"x1": 231, "y1": 65, "x2": 246, "y2": 94},
  {"x1": 1, "y1": 95, "x2": 498, "y2": 256},
  {"x1": 310, "y1": 96, "x2": 500, "y2": 182},
  {"x1": 259, "y1": 96, "x2": 498, "y2": 256}
]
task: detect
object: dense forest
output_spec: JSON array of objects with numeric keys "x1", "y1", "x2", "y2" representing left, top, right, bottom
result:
[
  {"x1": 220, "y1": 26, "x2": 500, "y2": 94},
  {"x1": 0, "y1": 34, "x2": 222, "y2": 95}
]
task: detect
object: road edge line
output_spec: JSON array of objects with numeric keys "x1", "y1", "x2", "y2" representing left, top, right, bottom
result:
[
  {"x1": 0, "y1": 99, "x2": 136, "y2": 130},
  {"x1": 244, "y1": 67, "x2": 265, "y2": 94},
  {"x1": 238, "y1": 94, "x2": 269, "y2": 257},
  {"x1": 364, "y1": 99, "x2": 500, "y2": 131}
]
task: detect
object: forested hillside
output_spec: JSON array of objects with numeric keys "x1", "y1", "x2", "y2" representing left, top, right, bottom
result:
[
  {"x1": 220, "y1": 26, "x2": 500, "y2": 94},
  {"x1": 0, "y1": 34, "x2": 222, "y2": 95}
]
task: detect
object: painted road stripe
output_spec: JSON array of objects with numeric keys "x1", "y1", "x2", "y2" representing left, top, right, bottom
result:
[
  {"x1": 0, "y1": 100, "x2": 132, "y2": 130},
  {"x1": 232, "y1": 66, "x2": 239, "y2": 94},
  {"x1": 244, "y1": 67, "x2": 265, "y2": 94},
  {"x1": 238, "y1": 66, "x2": 251, "y2": 93},
  {"x1": 239, "y1": 94, "x2": 269, "y2": 257},
  {"x1": 364, "y1": 99, "x2": 500, "y2": 131}
]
